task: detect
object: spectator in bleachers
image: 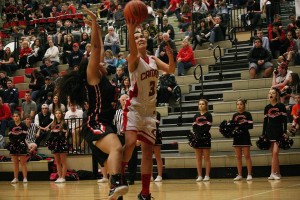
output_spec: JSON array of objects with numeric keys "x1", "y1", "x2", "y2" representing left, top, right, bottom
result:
[
  {"x1": 113, "y1": 4, "x2": 125, "y2": 29},
  {"x1": 157, "y1": 72, "x2": 177, "y2": 106},
  {"x1": 0, "y1": 96, "x2": 12, "y2": 136},
  {"x1": 84, "y1": 43, "x2": 92, "y2": 59},
  {"x1": 146, "y1": 1, "x2": 155, "y2": 22},
  {"x1": 21, "y1": 91, "x2": 37, "y2": 120},
  {"x1": 114, "y1": 52, "x2": 127, "y2": 69},
  {"x1": 143, "y1": 30, "x2": 154, "y2": 55},
  {"x1": 107, "y1": 0, "x2": 117, "y2": 20},
  {"x1": 65, "y1": 102, "x2": 83, "y2": 154},
  {"x1": 154, "y1": 32, "x2": 164, "y2": 49},
  {"x1": 0, "y1": 45, "x2": 4, "y2": 60},
  {"x1": 36, "y1": 76, "x2": 55, "y2": 107},
  {"x1": 287, "y1": 14, "x2": 297, "y2": 39},
  {"x1": 40, "y1": 58, "x2": 59, "y2": 77},
  {"x1": 72, "y1": 20, "x2": 83, "y2": 43},
  {"x1": 267, "y1": 14, "x2": 282, "y2": 33},
  {"x1": 178, "y1": 1, "x2": 192, "y2": 32},
  {"x1": 3, "y1": 79, "x2": 19, "y2": 114},
  {"x1": 158, "y1": 33, "x2": 177, "y2": 64},
  {"x1": 253, "y1": 30, "x2": 270, "y2": 52},
  {"x1": 177, "y1": 39, "x2": 195, "y2": 76},
  {"x1": 0, "y1": 47, "x2": 18, "y2": 76},
  {"x1": 50, "y1": 6, "x2": 61, "y2": 18},
  {"x1": 120, "y1": 76, "x2": 130, "y2": 97},
  {"x1": 42, "y1": 1, "x2": 53, "y2": 18},
  {"x1": 207, "y1": 14, "x2": 226, "y2": 50},
  {"x1": 104, "y1": 49, "x2": 117, "y2": 75},
  {"x1": 49, "y1": 94, "x2": 66, "y2": 115},
  {"x1": 269, "y1": 22, "x2": 286, "y2": 58},
  {"x1": 248, "y1": 38, "x2": 273, "y2": 79},
  {"x1": 43, "y1": 40, "x2": 60, "y2": 67},
  {"x1": 294, "y1": 29, "x2": 300, "y2": 65},
  {"x1": 104, "y1": 26, "x2": 121, "y2": 55},
  {"x1": 61, "y1": 20, "x2": 74, "y2": 39},
  {"x1": 27, "y1": 39, "x2": 44, "y2": 66},
  {"x1": 80, "y1": 23, "x2": 91, "y2": 37},
  {"x1": 97, "y1": 0, "x2": 110, "y2": 18},
  {"x1": 165, "y1": 0, "x2": 181, "y2": 21},
  {"x1": 203, "y1": 0, "x2": 214, "y2": 13},
  {"x1": 194, "y1": 19, "x2": 210, "y2": 49},
  {"x1": 282, "y1": 31, "x2": 297, "y2": 64},
  {"x1": 162, "y1": 17, "x2": 175, "y2": 40},
  {"x1": 112, "y1": 66, "x2": 126, "y2": 89},
  {"x1": 272, "y1": 62, "x2": 293, "y2": 104},
  {"x1": 68, "y1": 43, "x2": 84, "y2": 71},
  {"x1": 0, "y1": 71, "x2": 9, "y2": 91},
  {"x1": 34, "y1": 103, "x2": 53, "y2": 147},
  {"x1": 240, "y1": 0, "x2": 261, "y2": 30},
  {"x1": 62, "y1": 34, "x2": 74, "y2": 64},
  {"x1": 290, "y1": 94, "x2": 300, "y2": 135},
  {"x1": 192, "y1": 0, "x2": 208, "y2": 22},
  {"x1": 66, "y1": 2, "x2": 76, "y2": 14},
  {"x1": 147, "y1": 19, "x2": 158, "y2": 40},
  {"x1": 28, "y1": 69, "x2": 45, "y2": 102},
  {"x1": 79, "y1": 32, "x2": 90, "y2": 52},
  {"x1": 19, "y1": 41, "x2": 32, "y2": 69},
  {"x1": 35, "y1": 3, "x2": 45, "y2": 18}
]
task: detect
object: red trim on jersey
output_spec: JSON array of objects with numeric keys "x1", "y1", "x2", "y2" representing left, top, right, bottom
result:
[
  {"x1": 122, "y1": 99, "x2": 131, "y2": 131},
  {"x1": 129, "y1": 82, "x2": 138, "y2": 98},
  {"x1": 137, "y1": 134, "x2": 154, "y2": 145},
  {"x1": 141, "y1": 56, "x2": 149, "y2": 64}
]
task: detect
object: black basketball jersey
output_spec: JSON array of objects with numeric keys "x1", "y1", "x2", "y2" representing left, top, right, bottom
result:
[
  {"x1": 231, "y1": 111, "x2": 253, "y2": 132},
  {"x1": 192, "y1": 112, "x2": 212, "y2": 135},
  {"x1": 263, "y1": 103, "x2": 287, "y2": 135}
]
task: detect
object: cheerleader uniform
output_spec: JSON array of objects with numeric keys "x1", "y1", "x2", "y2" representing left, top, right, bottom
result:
[
  {"x1": 191, "y1": 112, "x2": 212, "y2": 148},
  {"x1": 82, "y1": 76, "x2": 118, "y2": 166},
  {"x1": 231, "y1": 111, "x2": 253, "y2": 146},
  {"x1": 263, "y1": 103, "x2": 287, "y2": 141},
  {"x1": 155, "y1": 112, "x2": 162, "y2": 146},
  {"x1": 7, "y1": 122, "x2": 28, "y2": 155},
  {"x1": 47, "y1": 122, "x2": 68, "y2": 153}
]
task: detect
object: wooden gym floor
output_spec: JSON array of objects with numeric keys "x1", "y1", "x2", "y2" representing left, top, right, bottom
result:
[{"x1": 0, "y1": 177, "x2": 299, "y2": 200}]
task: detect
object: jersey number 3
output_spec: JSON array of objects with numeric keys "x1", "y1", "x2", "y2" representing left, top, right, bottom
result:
[{"x1": 149, "y1": 81, "x2": 155, "y2": 96}]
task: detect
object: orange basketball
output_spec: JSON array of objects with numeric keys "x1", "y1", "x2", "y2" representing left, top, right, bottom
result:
[{"x1": 124, "y1": 0, "x2": 148, "y2": 24}]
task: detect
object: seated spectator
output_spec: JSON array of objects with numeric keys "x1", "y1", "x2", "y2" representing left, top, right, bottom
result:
[
  {"x1": 248, "y1": 38, "x2": 273, "y2": 79},
  {"x1": 62, "y1": 34, "x2": 74, "y2": 64},
  {"x1": 113, "y1": 4, "x2": 125, "y2": 29},
  {"x1": 114, "y1": 53, "x2": 127, "y2": 69},
  {"x1": 294, "y1": 29, "x2": 300, "y2": 65},
  {"x1": 143, "y1": 30, "x2": 154, "y2": 55},
  {"x1": 0, "y1": 47, "x2": 18, "y2": 76},
  {"x1": 290, "y1": 94, "x2": 300, "y2": 135},
  {"x1": 40, "y1": 58, "x2": 59, "y2": 77},
  {"x1": 2, "y1": 79, "x2": 18, "y2": 114},
  {"x1": 19, "y1": 41, "x2": 32, "y2": 69},
  {"x1": 112, "y1": 66, "x2": 126, "y2": 89},
  {"x1": 204, "y1": 0, "x2": 215, "y2": 12},
  {"x1": 287, "y1": 14, "x2": 297, "y2": 39},
  {"x1": 43, "y1": 40, "x2": 60, "y2": 67},
  {"x1": 253, "y1": 30, "x2": 270, "y2": 52},
  {"x1": 36, "y1": 76, "x2": 55, "y2": 107},
  {"x1": 104, "y1": 27, "x2": 121, "y2": 55},
  {"x1": 28, "y1": 69, "x2": 45, "y2": 101},
  {"x1": 165, "y1": 0, "x2": 181, "y2": 21},
  {"x1": 84, "y1": 43, "x2": 92, "y2": 59},
  {"x1": 192, "y1": 0, "x2": 208, "y2": 21},
  {"x1": 120, "y1": 76, "x2": 130, "y2": 97},
  {"x1": 177, "y1": 39, "x2": 195, "y2": 76},
  {"x1": 80, "y1": 23, "x2": 91, "y2": 37},
  {"x1": 0, "y1": 44, "x2": 5, "y2": 60},
  {"x1": 178, "y1": 2, "x2": 192, "y2": 32},
  {"x1": 21, "y1": 91, "x2": 37, "y2": 120},
  {"x1": 194, "y1": 19, "x2": 210, "y2": 49},
  {"x1": 269, "y1": 22, "x2": 286, "y2": 58},
  {"x1": 0, "y1": 96, "x2": 12, "y2": 136},
  {"x1": 65, "y1": 102, "x2": 83, "y2": 154},
  {"x1": 158, "y1": 33, "x2": 177, "y2": 64},
  {"x1": 107, "y1": 0, "x2": 117, "y2": 20},
  {"x1": 147, "y1": 20, "x2": 158, "y2": 39},
  {"x1": 272, "y1": 62, "x2": 293, "y2": 104},
  {"x1": 34, "y1": 104, "x2": 53, "y2": 147},
  {"x1": 27, "y1": 39, "x2": 44, "y2": 67},
  {"x1": 79, "y1": 32, "x2": 90, "y2": 52},
  {"x1": 72, "y1": 20, "x2": 83, "y2": 43},
  {"x1": 241, "y1": 0, "x2": 262, "y2": 29},
  {"x1": 68, "y1": 43, "x2": 84, "y2": 71},
  {"x1": 282, "y1": 31, "x2": 297, "y2": 64},
  {"x1": 162, "y1": 17, "x2": 175, "y2": 40},
  {"x1": 104, "y1": 50, "x2": 117, "y2": 75},
  {"x1": 207, "y1": 15, "x2": 226, "y2": 50},
  {"x1": 49, "y1": 95, "x2": 66, "y2": 115},
  {"x1": 0, "y1": 71, "x2": 9, "y2": 92},
  {"x1": 157, "y1": 72, "x2": 178, "y2": 106},
  {"x1": 50, "y1": 6, "x2": 61, "y2": 18}
]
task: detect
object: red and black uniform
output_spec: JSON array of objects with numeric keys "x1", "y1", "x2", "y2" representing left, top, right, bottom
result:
[
  {"x1": 191, "y1": 112, "x2": 212, "y2": 148},
  {"x1": 6, "y1": 121, "x2": 28, "y2": 155},
  {"x1": 263, "y1": 103, "x2": 287, "y2": 141},
  {"x1": 47, "y1": 122, "x2": 68, "y2": 153},
  {"x1": 231, "y1": 111, "x2": 253, "y2": 146}
]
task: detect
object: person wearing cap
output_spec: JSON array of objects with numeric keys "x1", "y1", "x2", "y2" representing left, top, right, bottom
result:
[
  {"x1": 34, "y1": 103, "x2": 54, "y2": 147},
  {"x1": 68, "y1": 42, "x2": 84, "y2": 71},
  {"x1": 272, "y1": 62, "x2": 293, "y2": 103},
  {"x1": 104, "y1": 26, "x2": 121, "y2": 55}
]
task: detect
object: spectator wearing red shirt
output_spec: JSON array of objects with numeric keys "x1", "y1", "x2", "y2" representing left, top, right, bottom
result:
[
  {"x1": 204, "y1": 0, "x2": 214, "y2": 12},
  {"x1": 66, "y1": 2, "x2": 76, "y2": 14},
  {"x1": 176, "y1": 39, "x2": 195, "y2": 76},
  {"x1": 0, "y1": 96, "x2": 12, "y2": 136},
  {"x1": 50, "y1": 6, "x2": 61, "y2": 18},
  {"x1": 19, "y1": 41, "x2": 32, "y2": 69},
  {"x1": 165, "y1": 0, "x2": 181, "y2": 21},
  {"x1": 269, "y1": 22, "x2": 286, "y2": 58},
  {"x1": 178, "y1": 1, "x2": 192, "y2": 32}
]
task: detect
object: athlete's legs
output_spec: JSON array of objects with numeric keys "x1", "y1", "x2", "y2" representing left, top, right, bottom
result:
[
  {"x1": 234, "y1": 147, "x2": 243, "y2": 176},
  {"x1": 242, "y1": 147, "x2": 252, "y2": 175},
  {"x1": 203, "y1": 149, "x2": 211, "y2": 177},
  {"x1": 195, "y1": 148, "x2": 203, "y2": 177}
]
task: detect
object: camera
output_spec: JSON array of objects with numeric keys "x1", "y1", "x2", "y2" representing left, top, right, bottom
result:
[
  {"x1": 274, "y1": 69, "x2": 279, "y2": 75},
  {"x1": 279, "y1": 87, "x2": 292, "y2": 97}
]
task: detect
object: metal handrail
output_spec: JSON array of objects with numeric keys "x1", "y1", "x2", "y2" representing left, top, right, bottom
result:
[
  {"x1": 193, "y1": 64, "x2": 204, "y2": 99},
  {"x1": 229, "y1": 27, "x2": 238, "y2": 61},
  {"x1": 213, "y1": 45, "x2": 223, "y2": 81},
  {"x1": 174, "y1": 85, "x2": 183, "y2": 126}
]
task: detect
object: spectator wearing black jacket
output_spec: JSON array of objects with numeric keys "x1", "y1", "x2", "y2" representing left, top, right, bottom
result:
[
  {"x1": 248, "y1": 38, "x2": 273, "y2": 79},
  {"x1": 36, "y1": 77, "x2": 55, "y2": 108},
  {"x1": 158, "y1": 33, "x2": 177, "y2": 64},
  {"x1": 2, "y1": 79, "x2": 19, "y2": 114},
  {"x1": 162, "y1": 17, "x2": 175, "y2": 40},
  {"x1": 28, "y1": 70, "x2": 45, "y2": 101},
  {"x1": 68, "y1": 43, "x2": 84, "y2": 71},
  {"x1": 241, "y1": 0, "x2": 262, "y2": 29},
  {"x1": 157, "y1": 72, "x2": 178, "y2": 106}
]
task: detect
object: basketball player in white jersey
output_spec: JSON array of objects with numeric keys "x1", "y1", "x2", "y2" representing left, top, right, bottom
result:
[{"x1": 122, "y1": 20, "x2": 175, "y2": 200}]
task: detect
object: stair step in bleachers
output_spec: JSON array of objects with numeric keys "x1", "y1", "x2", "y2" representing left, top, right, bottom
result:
[
  {"x1": 232, "y1": 78, "x2": 272, "y2": 90},
  {"x1": 213, "y1": 99, "x2": 268, "y2": 113},
  {"x1": 15, "y1": 83, "x2": 29, "y2": 91},
  {"x1": 194, "y1": 48, "x2": 224, "y2": 58},
  {"x1": 194, "y1": 40, "x2": 233, "y2": 50},
  {"x1": 223, "y1": 88, "x2": 270, "y2": 102}
]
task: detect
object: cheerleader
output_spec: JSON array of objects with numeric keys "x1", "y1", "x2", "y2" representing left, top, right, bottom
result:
[
  {"x1": 153, "y1": 111, "x2": 163, "y2": 182},
  {"x1": 263, "y1": 88, "x2": 287, "y2": 180},
  {"x1": 231, "y1": 99, "x2": 253, "y2": 181},
  {"x1": 7, "y1": 111, "x2": 29, "y2": 184},
  {"x1": 47, "y1": 109, "x2": 68, "y2": 183},
  {"x1": 192, "y1": 99, "x2": 212, "y2": 182}
]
